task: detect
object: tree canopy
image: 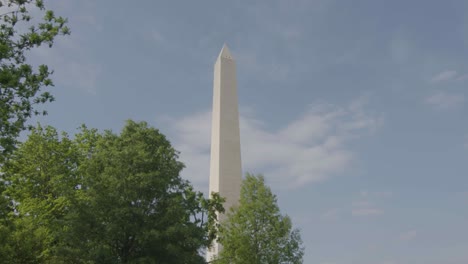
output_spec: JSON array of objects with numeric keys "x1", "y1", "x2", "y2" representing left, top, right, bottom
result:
[
  {"x1": 0, "y1": 121, "x2": 223, "y2": 263},
  {"x1": 215, "y1": 173, "x2": 304, "y2": 264}
]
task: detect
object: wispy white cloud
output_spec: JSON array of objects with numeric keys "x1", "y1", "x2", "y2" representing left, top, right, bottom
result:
[
  {"x1": 430, "y1": 70, "x2": 468, "y2": 83},
  {"x1": 431, "y1": 70, "x2": 458, "y2": 83},
  {"x1": 322, "y1": 192, "x2": 392, "y2": 220},
  {"x1": 321, "y1": 190, "x2": 391, "y2": 219},
  {"x1": 351, "y1": 190, "x2": 389, "y2": 217},
  {"x1": 425, "y1": 92, "x2": 465, "y2": 109},
  {"x1": 399, "y1": 230, "x2": 417, "y2": 241},
  {"x1": 161, "y1": 111, "x2": 211, "y2": 191},
  {"x1": 161, "y1": 97, "x2": 382, "y2": 192}
]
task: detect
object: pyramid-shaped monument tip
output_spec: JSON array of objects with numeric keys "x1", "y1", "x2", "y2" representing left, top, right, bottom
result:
[{"x1": 218, "y1": 43, "x2": 234, "y2": 60}]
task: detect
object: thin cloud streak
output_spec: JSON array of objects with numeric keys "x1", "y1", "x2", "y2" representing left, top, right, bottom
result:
[
  {"x1": 425, "y1": 92, "x2": 465, "y2": 109},
  {"x1": 431, "y1": 70, "x2": 458, "y2": 83},
  {"x1": 351, "y1": 190, "x2": 388, "y2": 217}
]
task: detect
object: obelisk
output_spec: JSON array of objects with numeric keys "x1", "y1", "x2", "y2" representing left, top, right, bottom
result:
[{"x1": 206, "y1": 44, "x2": 242, "y2": 261}]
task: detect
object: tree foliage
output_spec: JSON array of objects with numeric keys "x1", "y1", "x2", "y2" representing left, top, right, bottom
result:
[
  {"x1": 0, "y1": 121, "x2": 223, "y2": 263},
  {"x1": 70, "y1": 120, "x2": 222, "y2": 263},
  {"x1": 1, "y1": 124, "x2": 80, "y2": 263},
  {"x1": 215, "y1": 174, "x2": 304, "y2": 264},
  {"x1": 0, "y1": 0, "x2": 69, "y2": 158}
]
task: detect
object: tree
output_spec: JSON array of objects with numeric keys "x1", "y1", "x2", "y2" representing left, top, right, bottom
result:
[
  {"x1": 66, "y1": 120, "x2": 223, "y2": 263},
  {"x1": 216, "y1": 174, "x2": 304, "y2": 264},
  {"x1": 0, "y1": 121, "x2": 224, "y2": 263},
  {"x1": 0, "y1": 0, "x2": 70, "y2": 158},
  {"x1": 0, "y1": 124, "x2": 80, "y2": 263}
]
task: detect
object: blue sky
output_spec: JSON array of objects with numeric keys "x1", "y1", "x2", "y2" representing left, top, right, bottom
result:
[{"x1": 25, "y1": 0, "x2": 468, "y2": 263}]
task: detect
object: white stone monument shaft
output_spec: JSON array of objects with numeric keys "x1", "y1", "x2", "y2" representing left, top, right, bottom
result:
[{"x1": 207, "y1": 44, "x2": 242, "y2": 260}]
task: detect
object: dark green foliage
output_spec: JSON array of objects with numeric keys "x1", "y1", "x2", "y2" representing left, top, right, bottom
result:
[
  {"x1": 0, "y1": 0, "x2": 69, "y2": 159},
  {"x1": 215, "y1": 174, "x2": 304, "y2": 264},
  {"x1": 0, "y1": 121, "x2": 224, "y2": 263},
  {"x1": 70, "y1": 120, "x2": 219, "y2": 263}
]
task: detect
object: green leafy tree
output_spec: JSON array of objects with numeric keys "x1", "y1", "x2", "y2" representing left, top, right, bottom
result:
[
  {"x1": 216, "y1": 174, "x2": 304, "y2": 264},
  {"x1": 67, "y1": 120, "x2": 223, "y2": 263},
  {"x1": 0, "y1": 121, "x2": 224, "y2": 263},
  {"x1": 1, "y1": 124, "x2": 80, "y2": 263},
  {"x1": 0, "y1": 0, "x2": 70, "y2": 158}
]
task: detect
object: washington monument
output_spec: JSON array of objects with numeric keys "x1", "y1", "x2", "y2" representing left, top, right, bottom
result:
[{"x1": 206, "y1": 44, "x2": 242, "y2": 260}]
